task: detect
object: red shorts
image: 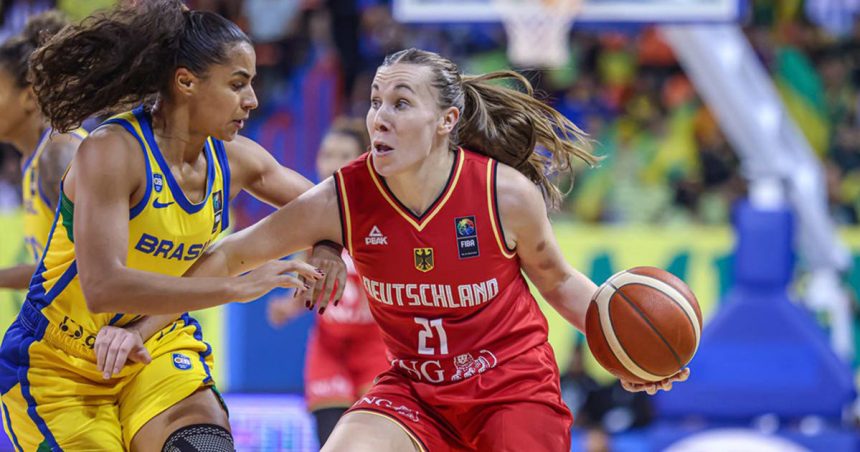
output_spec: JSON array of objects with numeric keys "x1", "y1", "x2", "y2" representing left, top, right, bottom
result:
[
  {"x1": 305, "y1": 324, "x2": 390, "y2": 410},
  {"x1": 346, "y1": 342, "x2": 573, "y2": 452}
]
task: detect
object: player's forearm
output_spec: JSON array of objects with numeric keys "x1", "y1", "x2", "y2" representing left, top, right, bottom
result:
[
  {"x1": 540, "y1": 270, "x2": 597, "y2": 333},
  {"x1": 196, "y1": 213, "x2": 309, "y2": 278},
  {"x1": 0, "y1": 264, "x2": 37, "y2": 290},
  {"x1": 81, "y1": 266, "x2": 247, "y2": 315},
  {"x1": 125, "y1": 313, "x2": 181, "y2": 341}
]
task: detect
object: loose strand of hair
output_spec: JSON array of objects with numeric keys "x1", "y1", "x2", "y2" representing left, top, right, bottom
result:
[{"x1": 460, "y1": 70, "x2": 598, "y2": 209}]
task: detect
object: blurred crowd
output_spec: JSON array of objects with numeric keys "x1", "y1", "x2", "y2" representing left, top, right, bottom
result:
[{"x1": 1, "y1": 0, "x2": 860, "y2": 227}]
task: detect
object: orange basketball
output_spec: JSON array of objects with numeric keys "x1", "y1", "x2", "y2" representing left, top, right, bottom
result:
[{"x1": 585, "y1": 266, "x2": 703, "y2": 384}]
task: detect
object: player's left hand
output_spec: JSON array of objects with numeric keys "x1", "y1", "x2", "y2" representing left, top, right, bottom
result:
[
  {"x1": 299, "y1": 242, "x2": 347, "y2": 314},
  {"x1": 620, "y1": 367, "x2": 690, "y2": 395},
  {"x1": 94, "y1": 325, "x2": 152, "y2": 380}
]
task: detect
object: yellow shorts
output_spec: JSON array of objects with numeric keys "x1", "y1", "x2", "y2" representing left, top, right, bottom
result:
[{"x1": 0, "y1": 309, "x2": 219, "y2": 451}]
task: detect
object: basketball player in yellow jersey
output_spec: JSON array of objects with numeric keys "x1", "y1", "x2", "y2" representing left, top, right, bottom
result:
[
  {"x1": 0, "y1": 11, "x2": 86, "y2": 290},
  {"x1": 0, "y1": 1, "x2": 345, "y2": 451}
]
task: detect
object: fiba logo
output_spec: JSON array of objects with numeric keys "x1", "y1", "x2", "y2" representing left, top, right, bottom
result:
[
  {"x1": 456, "y1": 218, "x2": 475, "y2": 237},
  {"x1": 173, "y1": 353, "x2": 192, "y2": 371},
  {"x1": 454, "y1": 216, "x2": 479, "y2": 259}
]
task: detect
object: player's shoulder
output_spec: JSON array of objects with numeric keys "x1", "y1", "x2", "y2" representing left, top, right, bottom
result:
[
  {"x1": 221, "y1": 134, "x2": 272, "y2": 168},
  {"x1": 85, "y1": 123, "x2": 139, "y2": 149},
  {"x1": 494, "y1": 162, "x2": 542, "y2": 206},
  {"x1": 223, "y1": 134, "x2": 257, "y2": 152},
  {"x1": 74, "y1": 124, "x2": 145, "y2": 173}
]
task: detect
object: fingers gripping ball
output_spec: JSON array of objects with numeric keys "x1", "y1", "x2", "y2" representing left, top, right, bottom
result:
[{"x1": 585, "y1": 266, "x2": 703, "y2": 384}]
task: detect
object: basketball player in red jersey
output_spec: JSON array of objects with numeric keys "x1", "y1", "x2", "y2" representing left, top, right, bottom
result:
[
  {"x1": 124, "y1": 48, "x2": 689, "y2": 451},
  {"x1": 267, "y1": 118, "x2": 389, "y2": 447}
]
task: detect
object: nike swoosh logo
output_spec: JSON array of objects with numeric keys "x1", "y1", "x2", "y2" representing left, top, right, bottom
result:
[{"x1": 153, "y1": 199, "x2": 174, "y2": 208}]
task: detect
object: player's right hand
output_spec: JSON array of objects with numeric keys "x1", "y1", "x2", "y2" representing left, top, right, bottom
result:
[
  {"x1": 95, "y1": 325, "x2": 152, "y2": 380},
  {"x1": 237, "y1": 259, "x2": 323, "y2": 303}
]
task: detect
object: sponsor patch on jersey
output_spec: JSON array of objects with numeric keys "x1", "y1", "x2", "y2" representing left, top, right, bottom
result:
[
  {"x1": 213, "y1": 190, "x2": 223, "y2": 213},
  {"x1": 153, "y1": 173, "x2": 164, "y2": 193},
  {"x1": 173, "y1": 353, "x2": 193, "y2": 371},
  {"x1": 414, "y1": 247, "x2": 434, "y2": 272},
  {"x1": 455, "y1": 216, "x2": 479, "y2": 259},
  {"x1": 212, "y1": 190, "x2": 223, "y2": 233}
]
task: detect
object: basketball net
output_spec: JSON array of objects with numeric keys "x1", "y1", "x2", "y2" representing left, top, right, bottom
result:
[{"x1": 491, "y1": 0, "x2": 584, "y2": 69}]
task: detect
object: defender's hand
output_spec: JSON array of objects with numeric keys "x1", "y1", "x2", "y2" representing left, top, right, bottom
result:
[
  {"x1": 299, "y1": 244, "x2": 346, "y2": 315},
  {"x1": 237, "y1": 259, "x2": 323, "y2": 303}
]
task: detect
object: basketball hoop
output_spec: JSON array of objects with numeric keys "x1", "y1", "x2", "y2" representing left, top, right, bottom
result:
[{"x1": 491, "y1": 0, "x2": 584, "y2": 69}]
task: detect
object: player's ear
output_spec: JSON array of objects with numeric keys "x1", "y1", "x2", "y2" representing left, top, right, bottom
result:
[
  {"x1": 173, "y1": 68, "x2": 199, "y2": 97},
  {"x1": 20, "y1": 86, "x2": 38, "y2": 114},
  {"x1": 438, "y1": 106, "x2": 460, "y2": 136}
]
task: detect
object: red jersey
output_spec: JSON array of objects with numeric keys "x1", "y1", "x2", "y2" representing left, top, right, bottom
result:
[
  {"x1": 334, "y1": 148, "x2": 550, "y2": 385},
  {"x1": 306, "y1": 254, "x2": 388, "y2": 409},
  {"x1": 316, "y1": 253, "x2": 377, "y2": 336}
]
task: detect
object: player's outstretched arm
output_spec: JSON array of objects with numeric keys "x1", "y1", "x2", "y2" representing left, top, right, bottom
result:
[
  {"x1": 225, "y1": 137, "x2": 347, "y2": 305},
  {"x1": 0, "y1": 264, "x2": 37, "y2": 290},
  {"x1": 495, "y1": 164, "x2": 597, "y2": 333},
  {"x1": 189, "y1": 178, "x2": 344, "y2": 279}
]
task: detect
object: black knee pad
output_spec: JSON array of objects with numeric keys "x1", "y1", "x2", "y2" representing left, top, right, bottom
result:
[{"x1": 162, "y1": 423, "x2": 235, "y2": 452}]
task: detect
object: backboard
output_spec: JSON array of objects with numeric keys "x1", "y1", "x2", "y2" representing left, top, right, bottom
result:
[{"x1": 393, "y1": 0, "x2": 745, "y2": 23}]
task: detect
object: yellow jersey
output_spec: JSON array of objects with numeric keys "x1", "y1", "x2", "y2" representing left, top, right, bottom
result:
[
  {"x1": 21, "y1": 128, "x2": 86, "y2": 262},
  {"x1": 24, "y1": 107, "x2": 231, "y2": 353}
]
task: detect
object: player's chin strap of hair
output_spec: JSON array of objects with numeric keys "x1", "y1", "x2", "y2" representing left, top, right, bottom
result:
[
  {"x1": 314, "y1": 239, "x2": 343, "y2": 254},
  {"x1": 162, "y1": 424, "x2": 234, "y2": 452}
]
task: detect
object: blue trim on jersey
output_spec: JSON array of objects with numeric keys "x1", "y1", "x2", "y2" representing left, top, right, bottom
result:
[
  {"x1": 19, "y1": 302, "x2": 48, "y2": 343},
  {"x1": 213, "y1": 139, "x2": 231, "y2": 231},
  {"x1": 20, "y1": 128, "x2": 50, "y2": 173},
  {"x1": 100, "y1": 116, "x2": 153, "y2": 221},
  {"x1": 26, "y1": 262, "x2": 47, "y2": 305},
  {"x1": 181, "y1": 313, "x2": 213, "y2": 384},
  {"x1": 0, "y1": 322, "x2": 27, "y2": 394},
  {"x1": 2, "y1": 399, "x2": 23, "y2": 452},
  {"x1": 135, "y1": 107, "x2": 215, "y2": 214},
  {"x1": 108, "y1": 314, "x2": 124, "y2": 326},
  {"x1": 19, "y1": 336, "x2": 60, "y2": 450},
  {"x1": 40, "y1": 261, "x2": 77, "y2": 309},
  {"x1": 26, "y1": 195, "x2": 65, "y2": 302}
]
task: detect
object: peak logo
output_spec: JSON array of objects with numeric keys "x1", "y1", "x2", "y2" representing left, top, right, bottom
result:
[{"x1": 365, "y1": 225, "x2": 388, "y2": 245}]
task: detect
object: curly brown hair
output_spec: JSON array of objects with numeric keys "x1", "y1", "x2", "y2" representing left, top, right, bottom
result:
[
  {"x1": 29, "y1": 0, "x2": 251, "y2": 132},
  {"x1": 381, "y1": 48, "x2": 598, "y2": 209}
]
